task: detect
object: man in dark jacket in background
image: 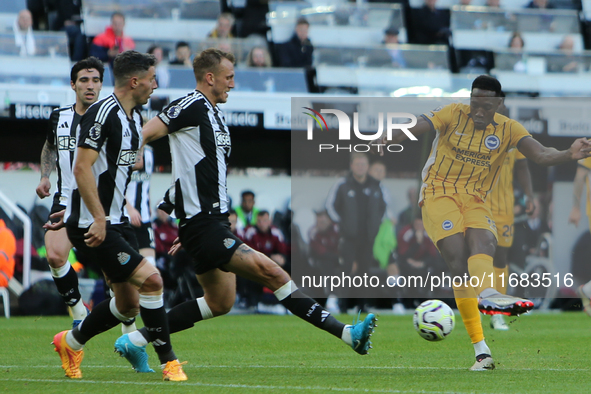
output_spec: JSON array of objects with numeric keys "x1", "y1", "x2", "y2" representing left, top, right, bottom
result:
[
  {"x1": 326, "y1": 153, "x2": 386, "y2": 310},
  {"x1": 277, "y1": 17, "x2": 313, "y2": 68}
]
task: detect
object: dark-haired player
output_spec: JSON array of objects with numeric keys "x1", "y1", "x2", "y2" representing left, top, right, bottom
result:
[
  {"x1": 51, "y1": 51, "x2": 186, "y2": 381},
  {"x1": 36, "y1": 57, "x2": 104, "y2": 328},
  {"x1": 115, "y1": 49, "x2": 376, "y2": 373},
  {"x1": 377, "y1": 75, "x2": 591, "y2": 370}
]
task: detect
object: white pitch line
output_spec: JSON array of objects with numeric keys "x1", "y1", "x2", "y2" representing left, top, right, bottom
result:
[
  {"x1": 0, "y1": 377, "x2": 490, "y2": 394},
  {"x1": 0, "y1": 364, "x2": 587, "y2": 372}
]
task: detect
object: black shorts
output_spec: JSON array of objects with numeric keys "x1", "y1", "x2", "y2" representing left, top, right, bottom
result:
[
  {"x1": 133, "y1": 222, "x2": 155, "y2": 250},
  {"x1": 48, "y1": 198, "x2": 66, "y2": 224},
  {"x1": 179, "y1": 213, "x2": 243, "y2": 275},
  {"x1": 66, "y1": 222, "x2": 143, "y2": 283}
]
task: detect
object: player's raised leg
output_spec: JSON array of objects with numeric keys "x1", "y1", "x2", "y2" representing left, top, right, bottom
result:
[
  {"x1": 226, "y1": 244, "x2": 377, "y2": 354},
  {"x1": 118, "y1": 243, "x2": 376, "y2": 361}
]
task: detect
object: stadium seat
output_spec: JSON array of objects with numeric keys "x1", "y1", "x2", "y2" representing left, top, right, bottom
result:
[
  {"x1": 180, "y1": 0, "x2": 221, "y2": 20},
  {"x1": 0, "y1": 287, "x2": 9, "y2": 318}
]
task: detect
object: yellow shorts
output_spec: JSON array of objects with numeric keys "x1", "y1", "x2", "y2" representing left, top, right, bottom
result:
[
  {"x1": 494, "y1": 214, "x2": 514, "y2": 248},
  {"x1": 421, "y1": 194, "x2": 498, "y2": 246}
]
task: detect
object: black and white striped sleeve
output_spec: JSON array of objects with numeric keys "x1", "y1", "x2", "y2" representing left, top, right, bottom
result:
[
  {"x1": 158, "y1": 94, "x2": 207, "y2": 133},
  {"x1": 78, "y1": 97, "x2": 117, "y2": 152}
]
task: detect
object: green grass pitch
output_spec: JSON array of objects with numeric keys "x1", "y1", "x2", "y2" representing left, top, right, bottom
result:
[{"x1": 1, "y1": 311, "x2": 590, "y2": 393}]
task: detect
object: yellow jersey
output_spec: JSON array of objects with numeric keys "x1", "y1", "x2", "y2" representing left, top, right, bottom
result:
[
  {"x1": 420, "y1": 103, "x2": 531, "y2": 204},
  {"x1": 578, "y1": 157, "x2": 591, "y2": 216},
  {"x1": 487, "y1": 149, "x2": 526, "y2": 218}
]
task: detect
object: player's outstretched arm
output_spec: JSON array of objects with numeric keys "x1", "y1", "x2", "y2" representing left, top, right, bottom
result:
[
  {"x1": 142, "y1": 116, "x2": 168, "y2": 146},
  {"x1": 132, "y1": 146, "x2": 144, "y2": 171},
  {"x1": 36, "y1": 140, "x2": 57, "y2": 198},
  {"x1": 568, "y1": 165, "x2": 589, "y2": 226},
  {"x1": 517, "y1": 136, "x2": 591, "y2": 167},
  {"x1": 372, "y1": 116, "x2": 432, "y2": 156},
  {"x1": 514, "y1": 158, "x2": 535, "y2": 215},
  {"x1": 73, "y1": 147, "x2": 106, "y2": 247}
]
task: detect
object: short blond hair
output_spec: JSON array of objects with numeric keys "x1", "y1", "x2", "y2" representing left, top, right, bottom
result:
[{"x1": 193, "y1": 48, "x2": 236, "y2": 83}]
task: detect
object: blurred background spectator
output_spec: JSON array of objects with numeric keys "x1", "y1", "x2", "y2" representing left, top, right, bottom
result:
[
  {"x1": 276, "y1": 17, "x2": 313, "y2": 68},
  {"x1": 235, "y1": 190, "x2": 259, "y2": 229},
  {"x1": 383, "y1": 27, "x2": 406, "y2": 68},
  {"x1": 247, "y1": 46, "x2": 272, "y2": 67},
  {"x1": 47, "y1": 0, "x2": 85, "y2": 61},
  {"x1": 148, "y1": 44, "x2": 170, "y2": 88},
  {"x1": 208, "y1": 13, "x2": 235, "y2": 39},
  {"x1": 527, "y1": 0, "x2": 556, "y2": 9},
  {"x1": 169, "y1": 41, "x2": 192, "y2": 67},
  {"x1": 90, "y1": 12, "x2": 135, "y2": 64},
  {"x1": 409, "y1": 0, "x2": 451, "y2": 45},
  {"x1": 0, "y1": 219, "x2": 16, "y2": 289},
  {"x1": 13, "y1": 9, "x2": 36, "y2": 56}
]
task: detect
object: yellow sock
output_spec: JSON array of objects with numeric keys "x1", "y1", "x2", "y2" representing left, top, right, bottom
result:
[
  {"x1": 494, "y1": 266, "x2": 509, "y2": 295},
  {"x1": 467, "y1": 254, "x2": 496, "y2": 294},
  {"x1": 453, "y1": 284, "x2": 484, "y2": 344}
]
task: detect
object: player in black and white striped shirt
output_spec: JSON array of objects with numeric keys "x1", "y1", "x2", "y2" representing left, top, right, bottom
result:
[
  {"x1": 51, "y1": 51, "x2": 187, "y2": 381},
  {"x1": 117, "y1": 49, "x2": 376, "y2": 366},
  {"x1": 36, "y1": 57, "x2": 104, "y2": 328},
  {"x1": 125, "y1": 145, "x2": 156, "y2": 264}
]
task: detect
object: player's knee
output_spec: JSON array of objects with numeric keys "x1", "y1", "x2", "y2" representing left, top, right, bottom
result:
[
  {"x1": 46, "y1": 250, "x2": 67, "y2": 268},
  {"x1": 209, "y1": 298, "x2": 234, "y2": 316},
  {"x1": 119, "y1": 306, "x2": 140, "y2": 319},
  {"x1": 112, "y1": 297, "x2": 140, "y2": 319},
  {"x1": 140, "y1": 272, "x2": 163, "y2": 293}
]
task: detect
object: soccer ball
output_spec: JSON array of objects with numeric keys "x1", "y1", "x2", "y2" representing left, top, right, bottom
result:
[{"x1": 413, "y1": 300, "x2": 455, "y2": 341}]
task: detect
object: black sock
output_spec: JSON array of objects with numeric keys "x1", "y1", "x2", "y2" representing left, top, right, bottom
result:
[
  {"x1": 73, "y1": 299, "x2": 120, "y2": 344},
  {"x1": 52, "y1": 265, "x2": 81, "y2": 307},
  {"x1": 122, "y1": 317, "x2": 136, "y2": 326},
  {"x1": 140, "y1": 305, "x2": 176, "y2": 364},
  {"x1": 279, "y1": 289, "x2": 345, "y2": 339},
  {"x1": 168, "y1": 299, "x2": 203, "y2": 334},
  {"x1": 138, "y1": 299, "x2": 202, "y2": 342}
]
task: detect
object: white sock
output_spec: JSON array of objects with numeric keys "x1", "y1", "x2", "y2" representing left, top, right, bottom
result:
[
  {"x1": 66, "y1": 330, "x2": 84, "y2": 351},
  {"x1": 473, "y1": 339, "x2": 491, "y2": 357},
  {"x1": 50, "y1": 262, "x2": 71, "y2": 278},
  {"x1": 341, "y1": 325, "x2": 353, "y2": 346},
  {"x1": 197, "y1": 297, "x2": 214, "y2": 320},
  {"x1": 479, "y1": 288, "x2": 500, "y2": 298},
  {"x1": 582, "y1": 281, "x2": 591, "y2": 297},
  {"x1": 121, "y1": 321, "x2": 137, "y2": 334},
  {"x1": 128, "y1": 330, "x2": 148, "y2": 347},
  {"x1": 70, "y1": 301, "x2": 88, "y2": 321}
]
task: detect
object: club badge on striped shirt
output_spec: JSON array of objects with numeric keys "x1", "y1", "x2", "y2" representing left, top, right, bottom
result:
[
  {"x1": 89, "y1": 123, "x2": 102, "y2": 140},
  {"x1": 167, "y1": 105, "x2": 181, "y2": 119}
]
